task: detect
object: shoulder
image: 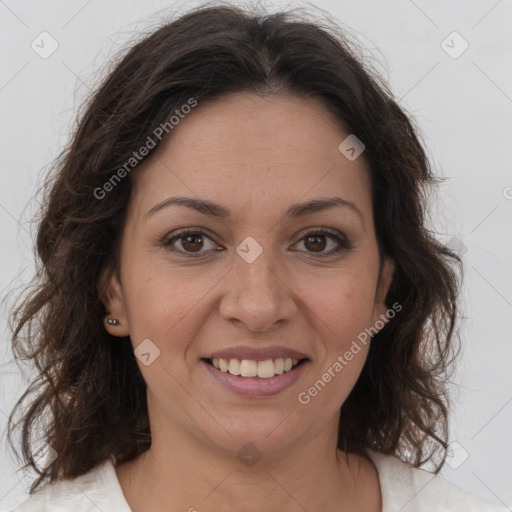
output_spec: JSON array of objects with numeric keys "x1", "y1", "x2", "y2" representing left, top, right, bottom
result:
[
  {"x1": 366, "y1": 450, "x2": 508, "y2": 512},
  {"x1": 11, "y1": 457, "x2": 131, "y2": 512}
]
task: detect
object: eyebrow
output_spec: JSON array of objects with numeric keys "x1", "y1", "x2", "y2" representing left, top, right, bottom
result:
[{"x1": 146, "y1": 196, "x2": 364, "y2": 223}]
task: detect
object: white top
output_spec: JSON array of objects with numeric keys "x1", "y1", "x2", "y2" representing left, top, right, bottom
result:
[{"x1": 12, "y1": 450, "x2": 508, "y2": 511}]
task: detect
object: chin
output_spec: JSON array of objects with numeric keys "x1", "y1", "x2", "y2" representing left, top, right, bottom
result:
[{"x1": 200, "y1": 410, "x2": 307, "y2": 459}]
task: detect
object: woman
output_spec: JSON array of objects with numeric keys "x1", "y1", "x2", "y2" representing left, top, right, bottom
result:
[{"x1": 7, "y1": 3, "x2": 507, "y2": 511}]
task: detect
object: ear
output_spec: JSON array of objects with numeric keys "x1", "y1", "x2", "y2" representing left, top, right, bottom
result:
[
  {"x1": 97, "y1": 266, "x2": 130, "y2": 337},
  {"x1": 371, "y1": 257, "x2": 396, "y2": 327}
]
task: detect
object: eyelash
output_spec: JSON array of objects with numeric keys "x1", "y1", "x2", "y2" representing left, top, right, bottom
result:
[{"x1": 161, "y1": 227, "x2": 352, "y2": 258}]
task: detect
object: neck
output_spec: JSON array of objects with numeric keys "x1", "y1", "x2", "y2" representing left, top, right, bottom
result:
[{"x1": 115, "y1": 416, "x2": 381, "y2": 512}]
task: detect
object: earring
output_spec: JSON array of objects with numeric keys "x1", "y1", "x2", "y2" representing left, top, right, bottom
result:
[{"x1": 107, "y1": 318, "x2": 120, "y2": 326}]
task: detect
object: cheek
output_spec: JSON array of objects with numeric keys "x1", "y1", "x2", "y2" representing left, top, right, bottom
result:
[
  {"x1": 302, "y1": 273, "x2": 377, "y2": 347},
  {"x1": 122, "y1": 260, "x2": 225, "y2": 350},
  {"x1": 298, "y1": 280, "x2": 374, "y2": 413}
]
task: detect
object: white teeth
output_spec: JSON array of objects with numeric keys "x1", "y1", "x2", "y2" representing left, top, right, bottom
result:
[
  {"x1": 274, "y1": 358, "x2": 284, "y2": 375},
  {"x1": 209, "y1": 356, "x2": 303, "y2": 378},
  {"x1": 240, "y1": 359, "x2": 258, "y2": 377},
  {"x1": 228, "y1": 359, "x2": 241, "y2": 375},
  {"x1": 257, "y1": 359, "x2": 275, "y2": 379}
]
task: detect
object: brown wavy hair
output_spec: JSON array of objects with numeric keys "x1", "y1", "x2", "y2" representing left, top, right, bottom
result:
[{"x1": 7, "y1": 2, "x2": 462, "y2": 494}]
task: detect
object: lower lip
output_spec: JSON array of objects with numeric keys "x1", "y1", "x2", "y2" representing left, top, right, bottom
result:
[{"x1": 201, "y1": 359, "x2": 309, "y2": 397}]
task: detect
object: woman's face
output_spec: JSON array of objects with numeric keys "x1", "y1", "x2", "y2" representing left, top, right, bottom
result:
[{"x1": 103, "y1": 92, "x2": 394, "y2": 457}]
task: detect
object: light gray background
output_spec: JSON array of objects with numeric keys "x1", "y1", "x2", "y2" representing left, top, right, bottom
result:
[{"x1": 1, "y1": 0, "x2": 511, "y2": 510}]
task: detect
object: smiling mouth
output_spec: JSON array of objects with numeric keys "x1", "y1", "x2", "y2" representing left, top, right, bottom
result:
[{"x1": 202, "y1": 357, "x2": 309, "y2": 379}]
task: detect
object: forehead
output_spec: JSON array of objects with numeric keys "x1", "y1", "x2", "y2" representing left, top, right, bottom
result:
[{"x1": 129, "y1": 92, "x2": 373, "y2": 224}]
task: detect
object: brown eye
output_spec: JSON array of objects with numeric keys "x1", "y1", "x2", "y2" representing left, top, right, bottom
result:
[
  {"x1": 163, "y1": 229, "x2": 219, "y2": 256},
  {"x1": 295, "y1": 228, "x2": 352, "y2": 258},
  {"x1": 181, "y1": 233, "x2": 204, "y2": 252},
  {"x1": 304, "y1": 234, "x2": 327, "y2": 252}
]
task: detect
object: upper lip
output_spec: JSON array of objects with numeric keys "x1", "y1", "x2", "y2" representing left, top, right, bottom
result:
[{"x1": 204, "y1": 346, "x2": 309, "y2": 361}]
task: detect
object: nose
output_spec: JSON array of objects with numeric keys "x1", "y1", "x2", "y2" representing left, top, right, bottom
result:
[{"x1": 219, "y1": 244, "x2": 298, "y2": 333}]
